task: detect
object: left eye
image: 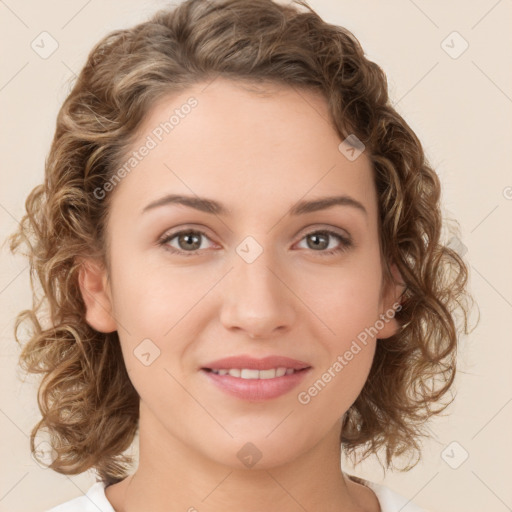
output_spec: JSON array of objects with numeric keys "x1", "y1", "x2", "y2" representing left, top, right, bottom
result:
[
  {"x1": 296, "y1": 230, "x2": 352, "y2": 255},
  {"x1": 158, "y1": 229, "x2": 352, "y2": 257}
]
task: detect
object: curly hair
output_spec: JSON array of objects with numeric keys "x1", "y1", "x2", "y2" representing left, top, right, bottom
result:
[{"x1": 7, "y1": 0, "x2": 477, "y2": 485}]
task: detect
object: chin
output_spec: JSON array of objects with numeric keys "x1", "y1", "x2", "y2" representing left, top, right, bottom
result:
[{"x1": 199, "y1": 432, "x2": 316, "y2": 472}]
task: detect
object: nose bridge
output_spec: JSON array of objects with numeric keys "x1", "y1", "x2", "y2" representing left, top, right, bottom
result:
[
  {"x1": 219, "y1": 238, "x2": 294, "y2": 337},
  {"x1": 233, "y1": 241, "x2": 285, "y2": 304}
]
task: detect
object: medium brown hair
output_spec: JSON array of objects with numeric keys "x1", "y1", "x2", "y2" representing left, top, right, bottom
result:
[{"x1": 8, "y1": 0, "x2": 477, "y2": 485}]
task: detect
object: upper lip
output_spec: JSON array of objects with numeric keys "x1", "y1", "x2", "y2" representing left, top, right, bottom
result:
[{"x1": 202, "y1": 355, "x2": 311, "y2": 371}]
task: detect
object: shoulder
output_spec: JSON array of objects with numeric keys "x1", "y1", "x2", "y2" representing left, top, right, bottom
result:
[
  {"x1": 347, "y1": 474, "x2": 430, "y2": 512},
  {"x1": 45, "y1": 481, "x2": 115, "y2": 512}
]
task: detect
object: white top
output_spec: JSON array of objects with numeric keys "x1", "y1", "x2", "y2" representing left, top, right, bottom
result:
[{"x1": 45, "y1": 477, "x2": 428, "y2": 512}]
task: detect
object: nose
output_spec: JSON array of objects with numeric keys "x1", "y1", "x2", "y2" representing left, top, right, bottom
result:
[{"x1": 219, "y1": 249, "x2": 296, "y2": 340}]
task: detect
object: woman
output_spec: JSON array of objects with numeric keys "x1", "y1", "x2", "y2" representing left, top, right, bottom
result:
[{"x1": 8, "y1": 0, "x2": 475, "y2": 510}]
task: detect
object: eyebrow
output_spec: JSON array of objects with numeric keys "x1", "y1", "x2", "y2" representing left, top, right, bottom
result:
[{"x1": 141, "y1": 194, "x2": 368, "y2": 217}]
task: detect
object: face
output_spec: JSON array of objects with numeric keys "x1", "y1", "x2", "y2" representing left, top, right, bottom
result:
[{"x1": 80, "y1": 77, "x2": 403, "y2": 470}]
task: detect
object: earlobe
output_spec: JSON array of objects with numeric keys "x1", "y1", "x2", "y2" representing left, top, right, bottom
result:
[
  {"x1": 77, "y1": 258, "x2": 117, "y2": 333},
  {"x1": 377, "y1": 262, "x2": 406, "y2": 340}
]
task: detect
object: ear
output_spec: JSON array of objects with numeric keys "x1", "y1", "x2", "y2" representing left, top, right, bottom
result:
[
  {"x1": 77, "y1": 257, "x2": 117, "y2": 333},
  {"x1": 376, "y1": 262, "x2": 406, "y2": 340}
]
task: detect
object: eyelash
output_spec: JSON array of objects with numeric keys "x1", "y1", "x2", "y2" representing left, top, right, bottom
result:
[{"x1": 157, "y1": 228, "x2": 353, "y2": 257}]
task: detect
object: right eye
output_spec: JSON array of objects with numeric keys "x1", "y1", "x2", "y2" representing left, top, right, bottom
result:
[{"x1": 158, "y1": 229, "x2": 216, "y2": 256}]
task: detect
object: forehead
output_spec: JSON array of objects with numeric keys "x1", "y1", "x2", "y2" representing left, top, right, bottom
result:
[{"x1": 111, "y1": 78, "x2": 377, "y2": 224}]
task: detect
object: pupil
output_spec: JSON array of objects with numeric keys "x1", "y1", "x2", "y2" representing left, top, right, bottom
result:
[
  {"x1": 181, "y1": 232, "x2": 200, "y2": 250},
  {"x1": 309, "y1": 233, "x2": 328, "y2": 250}
]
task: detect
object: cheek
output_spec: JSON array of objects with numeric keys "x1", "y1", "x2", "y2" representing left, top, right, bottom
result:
[
  {"x1": 109, "y1": 257, "x2": 212, "y2": 373},
  {"x1": 299, "y1": 263, "x2": 381, "y2": 401},
  {"x1": 298, "y1": 322, "x2": 377, "y2": 420},
  {"x1": 110, "y1": 249, "x2": 205, "y2": 327},
  {"x1": 302, "y1": 262, "x2": 383, "y2": 341}
]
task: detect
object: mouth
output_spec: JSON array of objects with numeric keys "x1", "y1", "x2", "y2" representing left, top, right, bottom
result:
[
  {"x1": 202, "y1": 367, "x2": 308, "y2": 379},
  {"x1": 201, "y1": 354, "x2": 311, "y2": 372},
  {"x1": 200, "y1": 355, "x2": 312, "y2": 401}
]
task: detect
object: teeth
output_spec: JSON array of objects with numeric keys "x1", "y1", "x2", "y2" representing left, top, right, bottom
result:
[
  {"x1": 259, "y1": 368, "x2": 277, "y2": 379},
  {"x1": 210, "y1": 366, "x2": 298, "y2": 379}
]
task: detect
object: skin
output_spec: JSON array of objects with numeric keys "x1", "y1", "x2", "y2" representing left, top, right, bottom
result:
[{"x1": 79, "y1": 77, "x2": 404, "y2": 512}]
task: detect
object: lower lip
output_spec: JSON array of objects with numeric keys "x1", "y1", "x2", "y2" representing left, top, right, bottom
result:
[{"x1": 201, "y1": 368, "x2": 311, "y2": 401}]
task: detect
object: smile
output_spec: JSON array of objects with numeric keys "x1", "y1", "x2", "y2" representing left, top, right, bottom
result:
[
  {"x1": 207, "y1": 367, "x2": 298, "y2": 379},
  {"x1": 201, "y1": 367, "x2": 311, "y2": 401}
]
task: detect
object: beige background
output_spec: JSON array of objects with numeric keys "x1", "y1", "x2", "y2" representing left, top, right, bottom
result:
[{"x1": 1, "y1": 1, "x2": 511, "y2": 511}]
